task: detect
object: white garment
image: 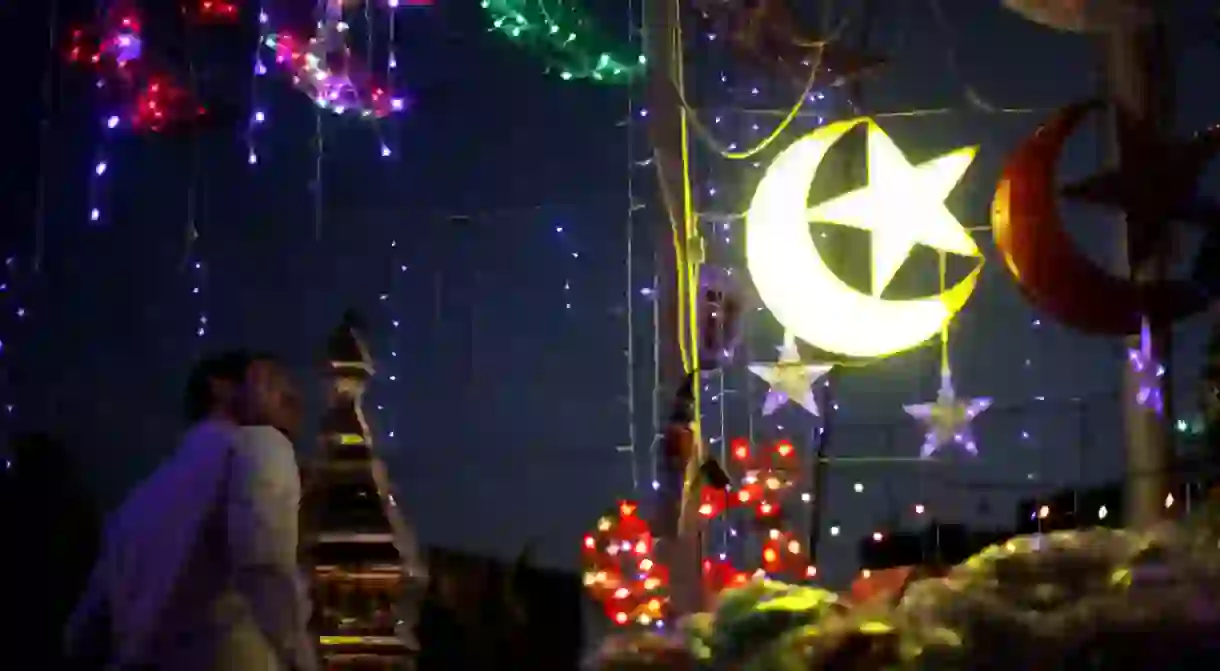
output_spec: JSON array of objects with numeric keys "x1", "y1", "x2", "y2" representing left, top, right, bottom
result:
[{"x1": 65, "y1": 422, "x2": 318, "y2": 671}]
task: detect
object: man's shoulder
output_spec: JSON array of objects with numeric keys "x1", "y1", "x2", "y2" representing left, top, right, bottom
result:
[
  {"x1": 233, "y1": 426, "x2": 294, "y2": 454},
  {"x1": 230, "y1": 426, "x2": 300, "y2": 481}
]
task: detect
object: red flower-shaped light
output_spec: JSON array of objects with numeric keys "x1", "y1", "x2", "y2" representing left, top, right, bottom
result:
[{"x1": 581, "y1": 501, "x2": 669, "y2": 627}]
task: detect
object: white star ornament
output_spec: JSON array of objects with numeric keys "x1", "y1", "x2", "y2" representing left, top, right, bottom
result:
[
  {"x1": 748, "y1": 341, "x2": 833, "y2": 417},
  {"x1": 904, "y1": 373, "x2": 992, "y2": 458}
]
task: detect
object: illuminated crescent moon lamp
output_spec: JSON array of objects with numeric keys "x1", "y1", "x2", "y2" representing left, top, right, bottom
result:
[{"x1": 745, "y1": 118, "x2": 983, "y2": 359}]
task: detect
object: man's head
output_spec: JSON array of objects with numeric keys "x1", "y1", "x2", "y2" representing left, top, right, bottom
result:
[{"x1": 183, "y1": 350, "x2": 303, "y2": 438}]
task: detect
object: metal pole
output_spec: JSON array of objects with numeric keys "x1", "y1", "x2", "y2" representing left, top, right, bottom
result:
[{"x1": 1105, "y1": 0, "x2": 1174, "y2": 528}]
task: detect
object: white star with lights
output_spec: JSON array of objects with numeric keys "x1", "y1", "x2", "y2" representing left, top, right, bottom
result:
[
  {"x1": 748, "y1": 334, "x2": 833, "y2": 416},
  {"x1": 904, "y1": 371, "x2": 992, "y2": 458}
]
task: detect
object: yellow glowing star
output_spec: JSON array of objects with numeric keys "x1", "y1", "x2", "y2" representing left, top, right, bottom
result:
[{"x1": 745, "y1": 118, "x2": 983, "y2": 359}]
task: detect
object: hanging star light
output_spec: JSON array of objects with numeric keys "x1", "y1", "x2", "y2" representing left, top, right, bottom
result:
[
  {"x1": 1129, "y1": 317, "x2": 1165, "y2": 414},
  {"x1": 747, "y1": 335, "x2": 833, "y2": 416},
  {"x1": 904, "y1": 371, "x2": 992, "y2": 458}
]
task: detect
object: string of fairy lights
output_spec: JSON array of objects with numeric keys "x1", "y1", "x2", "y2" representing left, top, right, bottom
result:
[
  {"x1": 621, "y1": 0, "x2": 643, "y2": 494},
  {"x1": 673, "y1": 5, "x2": 839, "y2": 576},
  {"x1": 245, "y1": 7, "x2": 269, "y2": 165},
  {"x1": 0, "y1": 257, "x2": 29, "y2": 469},
  {"x1": 375, "y1": 238, "x2": 407, "y2": 448}
]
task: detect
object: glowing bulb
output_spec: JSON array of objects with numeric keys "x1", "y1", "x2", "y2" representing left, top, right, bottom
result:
[
  {"x1": 853, "y1": 483, "x2": 864, "y2": 493},
  {"x1": 1038, "y1": 505, "x2": 1049, "y2": 519},
  {"x1": 829, "y1": 525, "x2": 840, "y2": 536},
  {"x1": 1164, "y1": 493, "x2": 1174, "y2": 508}
]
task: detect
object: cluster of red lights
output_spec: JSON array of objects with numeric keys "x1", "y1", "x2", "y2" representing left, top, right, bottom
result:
[
  {"x1": 699, "y1": 439, "x2": 816, "y2": 582},
  {"x1": 193, "y1": 0, "x2": 240, "y2": 23},
  {"x1": 64, "y1": 1, "x2": 240, "y2": 134},
  {"x1": 582, "y1": 440, "x2": 816, "y2": 628},
  {"x1": 581, "y1": 501, "x2": 669, "y2": 627},
  {"x1": 698, "y1": 438, "x2": 799, "y2": 520}
]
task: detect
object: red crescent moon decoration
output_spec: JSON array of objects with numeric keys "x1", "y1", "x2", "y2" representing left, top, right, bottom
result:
[{"x1": 991, "y1": 102, "x2": 1208, "y2": 335}]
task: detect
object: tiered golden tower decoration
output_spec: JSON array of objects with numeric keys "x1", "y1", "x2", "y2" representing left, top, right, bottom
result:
[{"x1": 303, "y1": 311, "x2": 428, "y2": 670}]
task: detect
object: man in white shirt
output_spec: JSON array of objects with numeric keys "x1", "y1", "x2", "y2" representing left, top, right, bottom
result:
[{"x1": 65, "y1": 351, "x2": 319, "y2": 671}]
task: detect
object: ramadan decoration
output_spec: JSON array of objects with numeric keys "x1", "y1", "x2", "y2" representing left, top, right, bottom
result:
[
  {"x1": 747, "y1": 332, "x2": 832, "y2": 417},
  {"x1": 903, "y1": 254, "x2": 992, "y2": 459},
  {"x1": 991, "y1": 101, "x2": 1215, "y2": 335},
  {"x1": 1128, "y1": 317, "x2": 1165, "y2": 415},
  {"x1": 904, "y1": 370, "x2": 993, "y2": 459},
  {"x1": 479, "y1": 0, "x2": 645, "y2": 83},
  {"x1": 745, "y1": 117, "x2": 983, "y2": 360},
  {"x1": 301, "y1": 311, "x2": 428, "y2": 671}
]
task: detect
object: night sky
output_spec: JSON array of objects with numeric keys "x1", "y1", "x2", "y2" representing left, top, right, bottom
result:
[{"x1": 4, "y1": 0, "x2": 1220, "y2": 587}]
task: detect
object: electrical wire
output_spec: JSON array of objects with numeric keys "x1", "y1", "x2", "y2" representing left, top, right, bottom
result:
[
  {"x1": 33, "y1": 0, "x2": 60, "y2": 272},
  {"x1": 675, "y1": 8, "x2": 851, "y2": 160}
]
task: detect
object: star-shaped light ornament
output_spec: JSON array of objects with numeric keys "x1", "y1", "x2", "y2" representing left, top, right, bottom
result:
[
  {"x1": 748, "y1": 335, "x2": 833, "y2": 416},
  {"x1": 806, "y1": 120, "x2": 980, "y2": 296},
  {"x1": 1128, "y1": 318, "x2": 1165, "y2": 414},
  {"x1": 904, "y1": 371, "x2": 992, "y2": 459}
]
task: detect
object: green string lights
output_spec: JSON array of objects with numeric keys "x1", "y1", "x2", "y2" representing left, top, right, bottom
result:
[{"x1": 480, "y1": 0, "x2": 645, "y2": 84}]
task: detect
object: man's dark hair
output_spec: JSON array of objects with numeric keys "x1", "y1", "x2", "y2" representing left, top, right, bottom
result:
[{"x1": 182, "y1": 350, "x2": 278, "y2": 422}]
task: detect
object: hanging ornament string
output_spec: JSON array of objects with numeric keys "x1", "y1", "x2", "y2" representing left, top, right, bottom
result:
[
  {"x1": 378, "y1": 0, "x2": 400, "y2": 157},
  {"x1": 182, "y1": 18, "x2": 208, "y2": 341},
  {"x1": 246, "y1": 5, "x2": 269, "y2": 165},
  {"x1": 480, "y1": 0, "x2": 646, "y2": 84},
  {"x1": 903, "y1": 251, "x2": 993, "y2": 458}
]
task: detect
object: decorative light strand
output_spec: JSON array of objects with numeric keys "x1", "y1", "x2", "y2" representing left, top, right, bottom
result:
[
  {"x1": 246, "y1": 6, "x2": 269, "y2": 165},
  {"x1": 377, "y1": 238, "x2": 406, "y2": 445},
  {"x1": 183, "y1": 31, "x2": 207, "y2": 342},
  {"x1": 552, "y1": 223, "x2": 578, "y2": 311},
  {"x1": 480, "y1": 0, "x2": 646, "y2": 84},
  {"x1": 0, "y1": 256, "x2": 28, "y2": 469},
  {"x1": 647, "y1": 269, "x2": 661, "y2": 493},
  {"x1": 262, "y1": 0, "x2": 407, "y2": 121},
  {"x1": 362, "y1": 0, "x2": 389, "y2": 157},
  {"x1": 311, "y1": 0, "x2": 326, "y2": 241},
  {"x1": 76, "y1": 4, "x2": 144, "y2": 225},
  {"x1": 621, "y1": 0, "x2": 641, "y2": 494},
  {"x1": 379, "y1": 0, "x2": 400, "y2": 158}
]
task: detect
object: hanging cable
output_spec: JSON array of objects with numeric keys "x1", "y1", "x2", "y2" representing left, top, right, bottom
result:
[
  {"x1": 622, "y1": 0, "x2": 641, "y2": 493},
  {"x1": 33, "y1": 0, "x2": 60, "y2": 272}
]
